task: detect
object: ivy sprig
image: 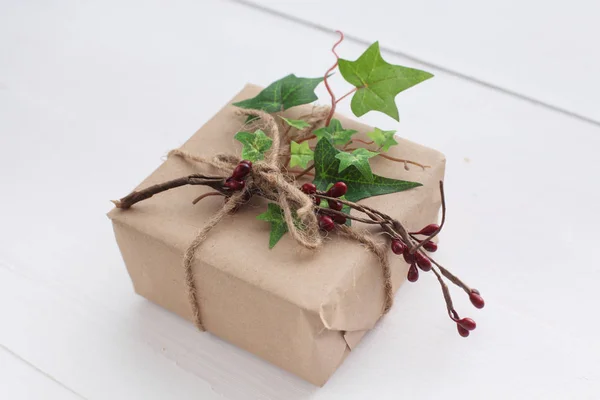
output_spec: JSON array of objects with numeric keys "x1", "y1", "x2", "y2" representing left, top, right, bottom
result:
[{"x1": 230, "y1": 36, "x2": 432, "y2": 244}]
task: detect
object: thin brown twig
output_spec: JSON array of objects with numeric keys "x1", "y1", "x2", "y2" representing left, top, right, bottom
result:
[
  {"x1": 410, "y1": 181, "x2": 446, "y2": 254},
  {"x1": 192, "y1": 191, "x2": 226, "y2": 205},
  {"x1": 335, "y1": 87, "x2": 358, "y2": 104},
  {"x1": 294, "y1": 164, "x2": 316, "y2": 179},
  {"x1": 112, "y1": 174, "x2": 226, "y2": 209},
  {"x1": 377, "y1": 153, "x2": 430, "y2": 170},
  {"x1": 323, "y1": 31, "x2": 344, "y2": 126},
  {"x1": 296, "y1": 134, "x2": 317, "y2": 144},
  {"x1": 431, "y1": 266, "x2": 459, "y2": 320},
  {"x1": 422, "y1": 253, "x2": 472, "y2": 295},
  {"x1": 348, "y1": 139, "x2": 374, "y2": 146},
  {"x1": 315, "y1": 206, "x2": 381, "y2": 224}
]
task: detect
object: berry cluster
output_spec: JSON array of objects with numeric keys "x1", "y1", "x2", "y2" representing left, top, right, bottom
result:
[
  {"x1": 391, "y1": 224, "x2": 438, "y2": 283},
  {"x1": 300, "y1": 181, "x2": 348, "y2": 231},
  {"x1": 448, "y1": 291, "x2": 484, "y2": 337},
  {"x1": 224, "y1": 160, "x2": 252, "y2": 191},
  {"x1": 390, "y1": 223, "x2": 485, "y2": 337}
]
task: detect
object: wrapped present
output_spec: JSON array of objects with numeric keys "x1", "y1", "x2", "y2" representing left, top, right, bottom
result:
[{"x1": 108, "y1": 83, "x2": 447, "y2": 385}]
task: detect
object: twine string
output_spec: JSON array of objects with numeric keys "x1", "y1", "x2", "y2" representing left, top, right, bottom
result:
[{"x1": 169, "y1": 108, "x2": 394, "y2": 331}]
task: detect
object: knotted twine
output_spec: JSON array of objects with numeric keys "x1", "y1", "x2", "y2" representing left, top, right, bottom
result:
[{"x1": 168, "y1": 108, "x2": 393, "y2": 331}]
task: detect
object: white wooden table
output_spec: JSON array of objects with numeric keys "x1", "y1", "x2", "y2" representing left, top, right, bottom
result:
[{"x1": 1, "y1": 1, "x2": 599, "y2": 399}]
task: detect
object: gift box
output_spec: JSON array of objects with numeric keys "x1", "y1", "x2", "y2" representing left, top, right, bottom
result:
[{"x1": 108, "y1": 84, "x2": 445, "y2": 386}]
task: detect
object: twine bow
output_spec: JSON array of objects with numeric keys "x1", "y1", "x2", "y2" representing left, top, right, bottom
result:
[{"x1": 167, "y1": 108, "x2": 393, "y2": 331}]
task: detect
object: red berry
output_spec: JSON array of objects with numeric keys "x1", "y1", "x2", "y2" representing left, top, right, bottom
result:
[
  {"x1": 457, "y1": 324, "x2": 470, "y2": 337},
  {"x1": 423, "y1": 241, "x2": 438, "y2": 252},
  {"x1": 240, "y1": 160, "x2": 252, "y2": 168},
  {"x1": 415, "y1": 252, "x2": 432, "y2": 271},
  {"x1": 301, "y1": 183, "x2": 317, "y2": 195},
  {"x1": 231, "y1": 162, "x2": 251, "y2": 180},
  {"x1": 319, "y1": 215, "x2": 335, "y2": 231},
  {"x1": 224, "y1": 178, "x2": 245, "y2": 191},
  {"x1": 391, "y1": 239, "x2": 406, "y2": 255},
  {"x1": 413, "y1": 224, "x2": 440, "y2": 236},
  {"x1": 457, "y1": 317, "x2": 476, "y2": 331},
  {"x1": 403, "y1": 247, "x2": 415, "y2": 264},
  {"x1": 328, "y1": 199, "x2": 343, "y2": 211},
  {"x1": 313, "y1": 197, "x2": 322, "y2": 206},
  {"x1": 327, "y1": 182, "x2": 347, "y2": 198},
  {"x1": 469, "y1": 291, "x2": 485, "y2": 309},
  {"x1": 407, "y1": 264, "x2": 419, "y2": 282},
  {"x1": 331, "y1": 214, "x2": 347, "y2": 224}
]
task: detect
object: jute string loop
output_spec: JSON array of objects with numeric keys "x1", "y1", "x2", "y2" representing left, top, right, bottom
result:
[{"x1": 168, "y1": 108, "x2": 393, "y2": 331}]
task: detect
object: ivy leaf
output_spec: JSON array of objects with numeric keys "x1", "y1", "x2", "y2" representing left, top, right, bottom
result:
[
  {"x1": 313, "y1": 139, "x2": 421, "y2": 202},
  {"x1": 233, "y1": 74, "x2": 324, "y2": 113},
  {"x1": 280, "y1": 116, "x2": 311, "y2": 130},
  {"x1": 367, "y1": 128, "x2": 398, "y2": 152},
  {"x1": 256, "y1": 203, "x2": 289, "y2": 248},
  {"x1": 335, "y1": 148, "x2": 378, "y2": 180},
  {"x1": 289, "y1": 140, "x2": 314, "y2": 169},
  {"x1": 338, "y1": 42, "x2": 433, "y2": 121},
  {"x1": 313, "y1": 119, "x2": 357, "y2": 146},
  {"x1": 234, "y1": 129, "x2": 273, "y2": 162}
]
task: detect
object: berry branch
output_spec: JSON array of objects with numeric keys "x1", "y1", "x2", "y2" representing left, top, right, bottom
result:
[
  {"x1": 298, "y1": 181, "x2": 485, "y2": 334},
  {"x1": 112, "y1": 174, "x2": 226, "y2": 209}
]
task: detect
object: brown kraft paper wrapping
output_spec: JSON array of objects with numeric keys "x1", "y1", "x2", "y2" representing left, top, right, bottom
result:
[{"x1": 108, "y1": 84, "x2": 446, "y2": 386}]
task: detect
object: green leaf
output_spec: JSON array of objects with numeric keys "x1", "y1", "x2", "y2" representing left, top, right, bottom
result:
[
  {"x1": 335, "y1": 148, "x2": 378, "y2": 180},
  {"x1": 338, "y1": 42, "x2": 433, "y2": 121},
  {"x1": 367, "y1": 127, "x2": 398, "y2": 152},
  {"x1": 289, "y1": 140, "x2": 314, "y2": 169},
  {"x1": 313, "y1": 139, "x2": 421, "y2": 202},
  {"x1": 256, "y1": 203, "x2": 289, "y2": 248},
  {"x1": 313, "y1": 119, "x2": 357, "y2": 146},
  {"x1": 233, "y1": 74, "x2": 324, "y2": 113},
  {"x1": 280, "y1": 116, "x2": 311, "y2": 130},
  {"x1": 234, "y1": 129, "x2": 273, "y2": 162}
]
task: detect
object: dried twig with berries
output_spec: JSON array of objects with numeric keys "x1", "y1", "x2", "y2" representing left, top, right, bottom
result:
[{"x1": 113, "y1": 31, "x2": 485, "y2": 336}]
